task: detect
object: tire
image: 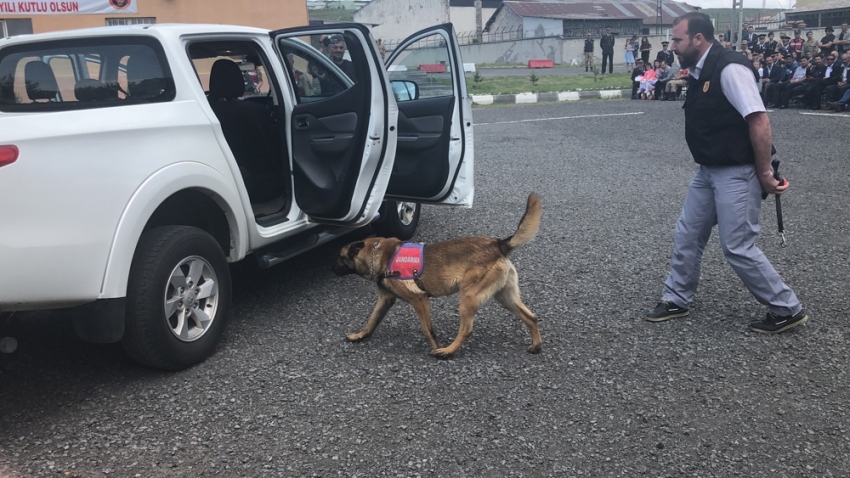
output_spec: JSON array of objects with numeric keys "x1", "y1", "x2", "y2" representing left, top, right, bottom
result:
[
  {"x1": 122, "y1": 226, "x2": 231, "y2": 370},
  {"x1": 372, "y1": 201, "x2": 420, "y2": 240}
]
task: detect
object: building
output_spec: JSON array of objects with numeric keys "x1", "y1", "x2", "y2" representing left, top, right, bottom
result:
[
  {"x1": 784, "y1": 0, "x2": 850, "y2": 30},
  {"x1": 0, "y1": 0, "x2": 308, "y2": 38},
  {"x1": 485, "y1": 0, "x2": 696, "y2": 39},
  {"x1": 353, "y1": 0, "x2": 500, "y2": 45}
]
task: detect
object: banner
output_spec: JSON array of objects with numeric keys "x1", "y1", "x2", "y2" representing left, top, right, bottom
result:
[{"x1": 0, "y1": 0, "x2": 137, "y2": 15}]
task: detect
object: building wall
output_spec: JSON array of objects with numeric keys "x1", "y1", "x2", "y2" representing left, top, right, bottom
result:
[
  {"x1": 354, "y1": 0, "x2": 449, "y2": 43},
  {"x1": 4, "y1": 0, "x2": 308, "y2": 34},
  {"x1": 487, "y1": 5, "x2": 522, "y2": 38},
  {"x1": 522, "y1": 16, "x2": 561, "y2": 38},
  {"x1": 448, "y1": 6, "x2": 497, "y2": 35},
  {"x1": 455, "y1": 33, "x2": 682, "y2": 66}
]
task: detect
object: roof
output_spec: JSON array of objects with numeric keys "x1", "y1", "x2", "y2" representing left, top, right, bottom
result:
[
  {"x1": 787, "y1": 0, "x2": 850, "y2": 13},
  {"x1": 0, "y1": 23, "x2": 271, "y2": 46},
  {"x1": 450, "y1": 0, "x2": 504, "y2": 8},
  {"x1": 496, "y1": 0, "x2": 696, "y2": 25}
]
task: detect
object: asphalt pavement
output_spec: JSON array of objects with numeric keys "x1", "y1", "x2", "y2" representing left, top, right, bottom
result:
[{"x1": 1, "y1": 100, "x2": 849, "y2": 477}]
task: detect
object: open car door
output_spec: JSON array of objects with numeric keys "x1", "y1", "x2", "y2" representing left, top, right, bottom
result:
[
  {"x1": 384, "y1": 23, "x2": 474, "y2": 206},
  {"x1": 271, "y1": 24, "x2": 398, "y2": 227}
]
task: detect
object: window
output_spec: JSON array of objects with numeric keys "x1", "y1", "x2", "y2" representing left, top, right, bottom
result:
[
  {"x1": 386, "y1": 33, "x2": 453, "y2": 100},
  {"x1": 0, "y1": 36, "x2": 175, "y2": 112},
  {"x1": 0, "y1": 20, "x2": 7, "y2": 39},
  {"x1": 278, "y1": 33, "x2": 358, "y2": 103},
  {"x1": 187, "y1": 40, "x2": 274, "y2": 99},
  {"x1": 106, "y1": 17, "x2": 156, "y2": 26}
]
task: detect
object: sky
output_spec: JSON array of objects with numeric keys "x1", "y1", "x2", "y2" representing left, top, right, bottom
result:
[{"x1": 687, "y1": 0, "x2": 789, "y2": 8}]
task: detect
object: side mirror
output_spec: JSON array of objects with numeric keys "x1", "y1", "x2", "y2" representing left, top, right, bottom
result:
[{"x1": 391, "y1": 80, "x2": 419, "y2": 102}]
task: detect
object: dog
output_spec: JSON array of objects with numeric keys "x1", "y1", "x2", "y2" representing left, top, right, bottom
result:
[{"x1": 332, "y1": 193, "x2": 542, "y2": 358}]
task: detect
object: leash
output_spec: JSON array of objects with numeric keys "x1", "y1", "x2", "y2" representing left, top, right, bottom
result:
[{"x1": 772, "y1": 158, "x2": 787, "y2": 247}]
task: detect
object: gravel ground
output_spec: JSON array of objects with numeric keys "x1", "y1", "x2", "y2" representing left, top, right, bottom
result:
[{"x1": 1, "y1": 100, "x2": 848, "y2": 477}]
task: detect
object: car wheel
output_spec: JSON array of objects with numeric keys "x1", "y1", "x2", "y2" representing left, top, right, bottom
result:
[
  {"x1": 122, "y1": 226, "x2": 231, "y2": 370},
  {"x1": 372, "y1": 201, "x2": 420, "y2": 240}
]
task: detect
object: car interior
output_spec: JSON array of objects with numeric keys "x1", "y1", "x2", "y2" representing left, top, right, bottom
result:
[{"x1": 187, "y1": 41, "x2": 291, "y2": 223}]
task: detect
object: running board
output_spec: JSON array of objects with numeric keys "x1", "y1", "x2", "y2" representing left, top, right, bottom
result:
[{"x1": 255, "y1": 225, "x2": 356, "y2": 268}]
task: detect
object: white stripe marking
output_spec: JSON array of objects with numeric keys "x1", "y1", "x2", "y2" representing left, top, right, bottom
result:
[
  {"x1": 800, "y1": 112, "x2": 849, "y2": 117},
  {"x1": 475, "y1": 111, "x2": 644, "y2": 126}
]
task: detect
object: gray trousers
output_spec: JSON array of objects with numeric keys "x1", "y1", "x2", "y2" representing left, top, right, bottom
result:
[{"x1": 663, "y1": 164, "x2": 802, "y2": 316}]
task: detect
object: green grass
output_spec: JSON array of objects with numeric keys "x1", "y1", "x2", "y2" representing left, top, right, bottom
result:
[
  {"x1": 464, "y1": 73, "x2": 632, "y2": 95},
  {"x1": 307, "y1": 8, "x2": 355, "y2": 22}
]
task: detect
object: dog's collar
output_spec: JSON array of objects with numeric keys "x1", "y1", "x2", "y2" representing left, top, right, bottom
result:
[{"x1": 367, "y1": 240, "x2": 381, "y2": 281}]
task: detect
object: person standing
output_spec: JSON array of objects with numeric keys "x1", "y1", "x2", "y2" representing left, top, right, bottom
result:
[
  {"x1": 640, "y1": 37, "x2": 652, "y2": 65},
  {"x1": 789, "y1": 30, "x2": 804, "y2": 53},
  {"x1": 656, "y1": 40, "x2": 675, "y2": 66},
  {"x1": 764, "y1": 31, "x2": 778, "y2": 57},
  {"x1": 646, "y1": 12, "x2": 808, "y2": 334},
  {"x1": 803, "y1": 30, "x2": 820, "y2": 58},
  {"x1": 584, "y1": 33, "x2": 595, "y2": 72},
  {"x1": 836, "y1": 22, "x2": 850, "y2": 56},
  {"x1": 820, "y1": 26, "x2": 837, "y2": 56},
  {"x1": 600, "y1": 26, "x2": 615, "y2": 74},
  {"x1": 624, "y1": 35, "x2": 636, "y2": 72},
  {"x1": 725, "y1": 24, "x2": 733, "y2": 44}
]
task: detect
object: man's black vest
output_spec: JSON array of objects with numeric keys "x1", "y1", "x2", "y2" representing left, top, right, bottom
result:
[{"x1": 684, "y1": 43, "x2": 760, "y2": 167}]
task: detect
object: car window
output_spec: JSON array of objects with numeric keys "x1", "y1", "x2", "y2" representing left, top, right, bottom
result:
[
  {"x1": 187, "y1": 40, "x2": 274, "y2": 102},
  {"x1": 278, "y1": 34, "x2": 357, "y2": 103},
  {"x1": 0, "y1": 36, "x2": 174, "y2": 112},
  {"x1": 386, "y1": 33, "x2": 454, "y2": 100}
]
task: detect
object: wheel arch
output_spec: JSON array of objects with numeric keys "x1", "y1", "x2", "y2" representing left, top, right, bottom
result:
[{"x1": 100, "y1": 163, "x2": 249, "y2": 300}]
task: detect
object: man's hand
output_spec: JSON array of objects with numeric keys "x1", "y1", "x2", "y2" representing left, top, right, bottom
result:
[{"x1": 759, "y1": 172, "x2": 790, "y2": 195}]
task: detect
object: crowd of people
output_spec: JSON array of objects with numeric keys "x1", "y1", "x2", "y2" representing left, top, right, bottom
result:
[{"x1": 616, "y1": 22, "x2": 850, "y2": 111}]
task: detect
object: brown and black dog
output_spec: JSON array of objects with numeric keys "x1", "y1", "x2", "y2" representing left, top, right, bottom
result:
[{"x1": 332, "y1": 193, "x2": 542, "y2": 358}]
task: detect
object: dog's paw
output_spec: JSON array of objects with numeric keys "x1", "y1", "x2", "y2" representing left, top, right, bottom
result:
[
  {"x1": 527, "y1": 343, "x2": 542, "y2": 354},
  {"x1": 346, "y1": 333, "x2": 367, "y2": 342},
  {"x1": 430, "y1": 347, "x2": 454, "y2": 359}
]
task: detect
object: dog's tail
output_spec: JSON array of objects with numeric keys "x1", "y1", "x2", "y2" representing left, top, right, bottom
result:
[{"x1": 498, "y1": 193, "x2": 541, "y2": 256}]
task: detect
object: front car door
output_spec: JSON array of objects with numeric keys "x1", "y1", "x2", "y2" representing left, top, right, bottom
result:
[
  {"x1": 270, "y1": 24, "x2": 397, "y2": 227},
  {"x1": 384, "y1": 23, "x2": 474, "y2": 206}
]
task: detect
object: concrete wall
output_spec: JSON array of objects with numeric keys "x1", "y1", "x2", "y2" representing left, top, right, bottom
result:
[
  {"x1": 459, "y1": 36, "x2": 562, "y2": 65},
  {"x1": 456, "y1": 34, "x2": 681, "y2": 66},
  {"x1": 12, "y1": 0, "x2": 308, "y2": 33},
  {"x1": 448, "y1": 6, "x2": 497, "y2": 36},
  {"x1": 522, "y1": 17, "x2": 562, "y2": 38},
  {"x1": 354, "y1": 0, "x2": 449, "y2": 43}
]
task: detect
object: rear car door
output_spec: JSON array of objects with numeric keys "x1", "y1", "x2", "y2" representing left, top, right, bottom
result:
[
  {"x1": 384, "y1": 23, "x2": 474, "y2": 206},
  {"x1": 270, "y1": 24, "x2": 397, "y2": 227}
]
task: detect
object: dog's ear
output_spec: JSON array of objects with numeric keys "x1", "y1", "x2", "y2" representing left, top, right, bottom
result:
[{"x1": 348, "y1": 241, "x2": 365, "y2": 259}]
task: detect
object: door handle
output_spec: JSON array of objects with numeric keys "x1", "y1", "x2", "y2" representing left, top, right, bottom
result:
[{"x1": 294, "y1": 115, "x2": 310, "y2": 130}]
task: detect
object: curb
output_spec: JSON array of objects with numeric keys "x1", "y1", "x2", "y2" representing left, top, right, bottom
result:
[{"x1": 471, "y1": 88, "x2": 630, "y2": 105}]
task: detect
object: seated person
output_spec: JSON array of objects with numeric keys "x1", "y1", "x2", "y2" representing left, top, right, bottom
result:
[
  {"x1": 637, "y1": 65, "x2": 657, "y2": 99},
  {"x1": 654, "y1": 60, "x2": 676, "y2": 100},
  {"x1": 663, "y1": 68, "x2": 690, "y2": 100},
  {"x1": 802, "y1": 53, "x2": 843, "y2": 110},
  {"x1": 631, "y1": 59, "x2": 646, "y2": 99},
  {"x1": 778, "y1": 56, "x2": 812, "y2": 108},
  {"x1": 825, "y1": 52, "x2": 850, "y2": 103}
]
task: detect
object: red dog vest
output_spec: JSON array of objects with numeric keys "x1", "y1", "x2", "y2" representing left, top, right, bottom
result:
[{"x1": 386, "y1": 243, "x2": 425, "y2": 280}]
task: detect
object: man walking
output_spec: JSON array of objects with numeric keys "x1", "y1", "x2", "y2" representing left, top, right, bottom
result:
[
  {"x1": 646, "y1": 12, "x2": 808, "y2": 334},
  {"x1": 584, "y1": 33, "x2": 595, "y2": 72},
  {"x1": 600, "y1": 26, "x2": 615, "y2": 74}
]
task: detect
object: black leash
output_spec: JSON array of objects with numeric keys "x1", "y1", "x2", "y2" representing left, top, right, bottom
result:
[{"x1": 772, "y1": 158, "x2": 787, "y2": 247}]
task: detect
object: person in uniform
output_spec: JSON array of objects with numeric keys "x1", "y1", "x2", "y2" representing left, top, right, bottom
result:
[
  {"x1": 752, "y1": 33, "x2": 767, "y2": 55},
  {"x1": 584, "y1": 33, "x2": 595, "y2": 72},
  {"x1": 646, "y1": 12, "x2": 808, "y2": 334},
  {"x1": 600, "y1": 26, "x2": 615, "y2": 74},
  {"x1": 764, "y1": 31, "x2": 778, "y2": 57},
  {"x1": 789, "y1": 30, "x2": 804, "y2": 53},
  {"x1": 656, "y1": 41, "x2": 675, "y2": 66}
]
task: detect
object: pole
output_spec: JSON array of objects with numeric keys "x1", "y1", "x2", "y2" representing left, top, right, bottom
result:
[{"x1": 733, "y1": 0, "x2": 743, "y2": 50}]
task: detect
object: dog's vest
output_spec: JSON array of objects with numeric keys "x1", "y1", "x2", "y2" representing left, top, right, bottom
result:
[{"x1": 385, "y1": 243, "x2": 425, "y2": 280}]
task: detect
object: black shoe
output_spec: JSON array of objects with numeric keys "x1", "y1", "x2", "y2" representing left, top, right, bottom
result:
[
  {"x1": 646, "y1": 300, "x2": 690, "y2": 322},
  {"x1": 779, "y1": 104, "x2": 788, "y2": 109},
  {"x1": 750, "y1": 310, "x2": 808, "y2": 334}
]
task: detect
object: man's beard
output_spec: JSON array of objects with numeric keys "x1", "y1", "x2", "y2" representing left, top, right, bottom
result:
[{"x1": 676, "y1": 45, "x2": 701, "y2": 69}]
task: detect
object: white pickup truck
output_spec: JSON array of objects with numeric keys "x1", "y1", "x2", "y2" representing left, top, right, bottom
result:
[{"x1": 0, "y1": 22, "x2": 473, "y2": 369}]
